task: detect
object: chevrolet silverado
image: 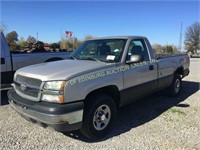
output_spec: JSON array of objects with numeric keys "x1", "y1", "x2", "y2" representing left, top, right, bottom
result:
[{"x1": 8, "y1": 36, "x2": 190, "y2": 139}]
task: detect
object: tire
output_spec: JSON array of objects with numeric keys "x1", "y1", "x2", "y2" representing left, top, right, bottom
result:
[
  {"x1": 80, "y1": 94, "x2": 117, "y2": 139},
  {"x1": 168, "y1": 74, "x2": 182, "y2": 97}
]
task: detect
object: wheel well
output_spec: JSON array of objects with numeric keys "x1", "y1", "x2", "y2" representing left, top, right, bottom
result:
[
  {"x1": 45, "y1": 57, "x2": 63, "y2": 62},
  {"x1": 175, "y1": 67, "x2": 184, "y2": 75},
  {"x1": 85, "y1": 86, "x2": 120, "y2": 107}
]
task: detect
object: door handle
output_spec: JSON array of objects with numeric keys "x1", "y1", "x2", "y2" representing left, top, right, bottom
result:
[
  {"x1": 1, "y1": 58, "x2": 5, "y2": 64},
  {"x1": 149, "y1": 65, "x2": 154, "y2": 70}
]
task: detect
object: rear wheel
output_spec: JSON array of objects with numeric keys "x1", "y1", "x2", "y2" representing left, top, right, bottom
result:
[
  {"x1": 80, "y1": 94, "x2": 117, "y2": 139},
  {"x1": 168, "y1": 74, "x2": 182, "y2": 97}
]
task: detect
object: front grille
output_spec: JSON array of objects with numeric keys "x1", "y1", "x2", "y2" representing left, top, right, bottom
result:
[
  {"x1": 15, "y1": 84, "x2": 39, "y2": 97},
  {"x1": 16, "y1": 75, "x2": 41, "y2": 87},
  {"x1": 15, "y1": 75, "x2": 42, "y2": 98}
]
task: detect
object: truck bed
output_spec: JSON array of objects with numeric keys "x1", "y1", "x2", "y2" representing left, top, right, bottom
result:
[{"x1": 156, "y1": 53, "x2": 188, "y2": 59}]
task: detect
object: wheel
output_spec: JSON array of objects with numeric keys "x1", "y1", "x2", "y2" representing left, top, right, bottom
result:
[
  {"x1": 168, "y1": 74, "x2": 182, "y2": 97},
  {"x1": 80, "y1": 94, "x2": 117, "y2": 139}
]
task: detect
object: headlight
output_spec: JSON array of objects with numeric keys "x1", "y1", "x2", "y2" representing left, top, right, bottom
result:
[
  {"x1": 41, "y1": 81, "x2": 66, "y2": 104},
  {"x1": 43, "y1": 81, "x2": 66, "y2": 90}
]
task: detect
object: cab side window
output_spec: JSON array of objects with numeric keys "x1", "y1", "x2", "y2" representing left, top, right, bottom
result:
[{"x1": 126, "y1": 39, "x2": 149, "y2": 61}]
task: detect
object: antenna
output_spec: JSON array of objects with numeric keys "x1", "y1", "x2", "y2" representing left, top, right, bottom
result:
[{"x1": 178, "y1": 22, "x2": 183, "y2": 52}]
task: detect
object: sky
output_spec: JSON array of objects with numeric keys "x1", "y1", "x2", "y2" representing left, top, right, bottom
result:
[{"x1": 1, "y1": 0, "x2": 199, "y2": 49}]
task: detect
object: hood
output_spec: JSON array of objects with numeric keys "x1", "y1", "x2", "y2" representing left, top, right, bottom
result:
[{"x1": 16, "y1": 59, "x2": 112, "y2": 81}]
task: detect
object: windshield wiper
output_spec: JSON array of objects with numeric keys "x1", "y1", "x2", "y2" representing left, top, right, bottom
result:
[
  {"x1": 86, "y1": 57, "x2": 101, "y2": 62},
  {"x1": 68, "y1": 56, "x2": 77, "y2": 60}
]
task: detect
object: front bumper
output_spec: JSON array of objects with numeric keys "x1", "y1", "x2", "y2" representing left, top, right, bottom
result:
[{"x1": 8, "y1": 89, "x2": 83, "y2": 132}]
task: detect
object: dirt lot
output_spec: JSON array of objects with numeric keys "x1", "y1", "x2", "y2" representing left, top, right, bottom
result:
[{"x1": 0, "y1": 58, "x2": 199, "y2": 150}]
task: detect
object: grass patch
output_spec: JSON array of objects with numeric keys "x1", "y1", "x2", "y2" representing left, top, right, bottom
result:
[
  {"x1": 170, "y1": 108, "x2": 186, "y2": 116},
  {"x1": 162, "y1": 115, "x2": 173, "y2": 122}
]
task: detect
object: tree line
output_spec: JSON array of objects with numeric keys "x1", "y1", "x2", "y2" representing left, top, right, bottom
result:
[
  {"x1": 1, "y1": 22, "x2": 199, "y2": 54},
  {"x1": 152, "y1": 44, "x2": 180, "y2": 54},
  {"x1": 3, "y1": 30, "x2": 93, "y2": 52},
  {"x1": 153, "y1": 22, "x2": 199, "y2": 54}
]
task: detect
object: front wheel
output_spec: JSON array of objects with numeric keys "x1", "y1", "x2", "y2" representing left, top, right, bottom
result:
[
  {"x1": 168, "y1": 74, "x2": 182, "y2": 97},
  {"x1": 80, "y1": 94, "x2": 117, "y2": 139}
]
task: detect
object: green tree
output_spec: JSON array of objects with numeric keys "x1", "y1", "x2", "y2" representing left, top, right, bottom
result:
[
  {"x1": 163, "y1": 45, "x2": 173, "y2": 53},
  {"x1": 50, "y1": 42, "x2": 60, "y2": 50},
  {"x1": 19, "y1": 37, "x2": 27, "y2": 50},
  {"x1": 6, "y1": 31, "x2": 19, "y2": 51},
  {"x1": 184, "y1": 22, "x2": 200, "y2": 54},
  {"x1": 36, "y1": 41, "x2": 45, "y2": 49},
  {"x1": 6, "y1": 31, "x2": 18, "y2": 43}
]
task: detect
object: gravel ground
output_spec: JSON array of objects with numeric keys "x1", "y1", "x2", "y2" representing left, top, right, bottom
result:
[{"x1": 0, "y1": 58, "x2": 200, "y2": 150}]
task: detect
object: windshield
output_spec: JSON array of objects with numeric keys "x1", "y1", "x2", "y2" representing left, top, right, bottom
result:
[{"x1": 70, "y1": 39, "x2": 127, "y2": 63}]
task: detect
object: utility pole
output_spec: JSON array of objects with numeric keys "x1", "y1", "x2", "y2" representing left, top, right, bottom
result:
[
  {"x1": 36, "y1": 32, "x2": 38, "y2": 42},
  {"x1": 178, "y1": 22, "x2": 183, "y2": 52},
  {"x1": 60, "y1": 29, "x2": 64, "y2": 50}
]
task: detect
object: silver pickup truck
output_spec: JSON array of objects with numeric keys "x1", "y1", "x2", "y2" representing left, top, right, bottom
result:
[
  {"x1": 0, "y1": 32, "x2": 72, "y2": 88},
  {"x1": 8, "y1": 36, "x2": 190, "y2": 139}
]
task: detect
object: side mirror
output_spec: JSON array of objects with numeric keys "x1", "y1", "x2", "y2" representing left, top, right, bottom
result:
[{"x1": 126, "y1": 55, "x2": 143, "y2": 64}]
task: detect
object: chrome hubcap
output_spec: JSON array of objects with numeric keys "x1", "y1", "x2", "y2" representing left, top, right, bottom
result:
[
  {"x1": 93, "y1": 104, "x2": 111, "y2": 131},
  {"x1": 174, "y1": 79, "x2": 180, "y2": 93}
]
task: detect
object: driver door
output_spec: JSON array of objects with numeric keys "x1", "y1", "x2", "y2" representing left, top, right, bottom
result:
[{"x1": 120, "y1": 39, "x2": 157, "y2": 106}]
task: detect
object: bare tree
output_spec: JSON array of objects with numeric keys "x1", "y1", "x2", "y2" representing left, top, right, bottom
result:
[
  {"x1": 152, "y1": 44, "x2": 163, "y2": 53},
  {"x1": 84, "y1": 35, "x2": 93, "y2": 41},
  {"x1": 0, "y1": 22, "x2": 7, "y2": 33},
  {"x1": 27, "y1": 36, "x2": 37, "y2": 44},
  {"x1": 184, "y1": 22, "x2": 200, "y2": 54}
]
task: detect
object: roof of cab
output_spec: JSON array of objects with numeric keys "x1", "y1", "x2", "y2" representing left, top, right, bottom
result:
[{"x1": 86, "y1": 36, "x2": 147, "y2": 41}]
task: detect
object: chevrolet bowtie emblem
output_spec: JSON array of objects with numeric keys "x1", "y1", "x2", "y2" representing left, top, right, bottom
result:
[{"x1": 20, "y1": 83, "x2": 27, "y2": 91}]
